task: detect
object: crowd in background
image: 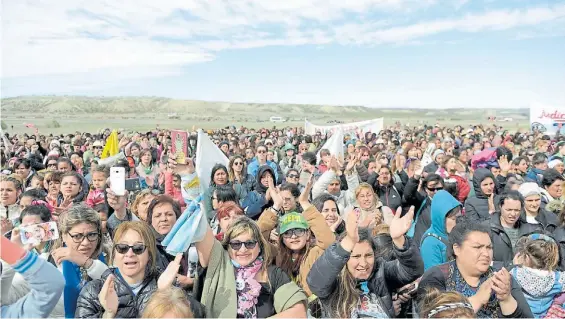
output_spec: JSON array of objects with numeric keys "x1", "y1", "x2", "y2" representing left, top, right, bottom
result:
[{"x1": 1, "y1": 122, "x2": 565, "y2": 318}]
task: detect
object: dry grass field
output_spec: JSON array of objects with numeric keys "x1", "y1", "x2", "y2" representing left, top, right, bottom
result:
[{"x1": 0, "y1": 96, "x2": 530, "y2": 134}]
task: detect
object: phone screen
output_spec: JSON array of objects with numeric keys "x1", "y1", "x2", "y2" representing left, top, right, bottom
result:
[{"x1": 20, "y1": 222, "x2": 59, "y2": 245}]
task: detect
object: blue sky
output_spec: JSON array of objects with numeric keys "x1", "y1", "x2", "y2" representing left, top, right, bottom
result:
[{"x1": 2, "y1": 0, "x2": 564, "y2": 108}]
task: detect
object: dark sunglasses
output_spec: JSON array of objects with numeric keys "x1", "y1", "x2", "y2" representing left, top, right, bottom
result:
[
  {"x1": 288, "y1": 174, "x2": 299, "y2": 179},
  {"x1": 257, "y1": 150, "x2": 266, "y2": 154},
  {"x1": 282, "y1": 228, "x2": 307, "y2": 238},
  {"x1": 94, "y1": 146, "x2": 103, "y2": 149},
  {"x1": 114, "y1": 243, "x2": 147, "y2": 255},
  {"x1": 229, "y1": 240, "x2": 258, "y2": 250},
  {"x1": 68, "y1": 232, "x2": 99, "y2": 243},
  {"x1": 427, "y1": 187, "x2": 444, "y2": 192},
  {"x1": 234, "y1": 162, "x2": 244, "y2": 166}
]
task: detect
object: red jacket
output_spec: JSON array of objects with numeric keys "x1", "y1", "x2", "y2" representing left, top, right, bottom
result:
[{"x1": 164, "y1": 172, "x2": 186, "y2": 211}]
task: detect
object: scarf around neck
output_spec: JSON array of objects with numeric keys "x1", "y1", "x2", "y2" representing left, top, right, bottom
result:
[
  {"x1": 445, "y1": 261, "x2": 500, "y2": 318},
  {"x1": 233, "y1": 256, "x2": 263, "y2": 318}
]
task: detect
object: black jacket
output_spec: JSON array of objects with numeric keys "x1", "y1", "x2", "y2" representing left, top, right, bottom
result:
[
  {"x1": 307, "y1": 238, "x2": 424, "y2": 318},
  {"x1": 418, "y1": 261, "x2": 533, "y2": 318},
  {"x1": 464, "y1": 168, "x2": 501, "y2": 223},
  {"x1": 76, "y1": 268, "x2": 206, "y2": 318},
  {"x1": 487, "y1": 212, "x2": 531, "y2": 267},
  {"x1": 552, "y1": 227, "x2": 565, "y2": 271},
  {"x1": 519, "y1": 208, "x2": 558, "y2": 235},
  {"x1": 367, "y1": 172, "x2": 405, "y2": 212},
  {"x1": 402, "y1": 177, "x2": 432, "y2": 244}
]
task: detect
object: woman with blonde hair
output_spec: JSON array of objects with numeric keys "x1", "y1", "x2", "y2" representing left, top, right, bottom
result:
[
  {"x1": 76, "y1": 221, "x2": 205, "y2": 318},
  {"x1": 511, "y1": 233, "x2": 565, "y2": 318},
  {"x1": 354, "y1": 183, "x2": 385, "y2": 225},
  {"x1": 419, "y1": 288, "x2": 475, "y2": 318},
  {"x1": 142, "y1": 287, "x2": 194, "y2": 318},
  {"x1": 130, "y1": 189, "x2": 156, "y2": 222},
  {"x1": 195, "y1": 215, "x2": 308, "y2": 318},
  {"x1": 0, "y1": 175, "x2": 23, "y2": 233}
]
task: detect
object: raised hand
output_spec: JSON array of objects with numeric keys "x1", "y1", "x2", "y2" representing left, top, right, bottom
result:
[
  {"x1": 345, "y1": 155, "x2": 357, "y2": 172},
  {"x1": 52, "y1": 246, "x2": 88, "y2": 266},
  {"x1": 389, "y1": 206, "x2": 414, "y2": 248},
  {"x1": 270, "y1": 187, "x2": 283, "y2": 211},
  {"x1": 158, "y1": 254, "x2": 183, "y2": 290},
  {"x1": 469, "y1": 278, "x2": 493, "y2": 311},
  {"x1": 492, "y1": 268, "x2": 512, "y2": 301},
  {"x1": 330, "y1": 215, "x2": 343, "y2": 232},
  {"x1": 345, "y1": 209, "x2": 360, "y2": 244},
  {"x1": 488, "y1": 193, "x2": 495, "y2": 214},
  {"x1": 106, "y1": 188, "x2": 128, "y2": 217},
  {"x1": 498, "y1": 155, "x2": 510, "y2": 174},
  {"x1": 99, "y1": 274, "x2": 119, "y2": 315}
]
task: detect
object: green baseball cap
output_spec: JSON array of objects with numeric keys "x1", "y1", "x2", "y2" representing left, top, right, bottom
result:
[{"x1": 279, "y1": 212, "x2": 308, "y2": 234}]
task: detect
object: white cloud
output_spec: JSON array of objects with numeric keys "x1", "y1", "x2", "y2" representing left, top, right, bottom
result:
[{"x1": 2, "y1": 0, "x2": 565, "y2": 79}]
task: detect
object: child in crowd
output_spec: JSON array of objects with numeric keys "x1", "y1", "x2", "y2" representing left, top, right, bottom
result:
[{"x1": 86, "y1": 166, "x2": 108, "y2": 208}]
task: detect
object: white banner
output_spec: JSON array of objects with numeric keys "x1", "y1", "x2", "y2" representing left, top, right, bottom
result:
[
  {"x1": 305, "y1": 118, "x2": 384, "y2": 136},
  {"x1": 317, "y1": 129, "x2": 344, "y2": 162},
  {"x1": 195, "y1": 129, "x2": 229, "y2": 193},
  {"x1": 530, "y1": 104, "x2": 565, "y2": 136}
]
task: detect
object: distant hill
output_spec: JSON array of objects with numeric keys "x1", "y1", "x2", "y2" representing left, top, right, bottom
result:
[
  {"x1": 0, "y1": 96, "x2": 374, "y2": 116},
  {"x1": 1, "y1": 96, "x2": 530, "y2": 123}
]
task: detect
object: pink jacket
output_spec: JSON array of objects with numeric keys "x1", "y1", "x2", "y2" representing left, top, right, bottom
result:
[
  {"x1": 86, "y1": 189, "x2": 105, "y2": 208},
  {"x1": 165, "y1": 172, "x2": 186, "y2": 210}
]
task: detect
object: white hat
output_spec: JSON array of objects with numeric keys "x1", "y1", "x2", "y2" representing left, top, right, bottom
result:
[
  {"x1": 548, "y1": 159, "x2": 563, "y2": 169},
  {"x1": 518, "y1": 182, "x2": 541, "y2": 198},
  {"x1": 93, "y1": 140, "x2": 104, "y2": 147}
]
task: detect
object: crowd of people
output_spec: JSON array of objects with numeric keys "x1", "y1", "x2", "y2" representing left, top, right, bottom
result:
[{"x1": 1, "y1": 122, "x2": 565, "y2": 318}]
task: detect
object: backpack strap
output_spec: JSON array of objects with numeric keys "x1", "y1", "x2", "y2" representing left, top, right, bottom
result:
[
  {"x1": 421, "y1": 232, "x2": 449, "y2": 247},
  {"x1": 407, "y1": 197, "x2": 427, "y2": 238}
]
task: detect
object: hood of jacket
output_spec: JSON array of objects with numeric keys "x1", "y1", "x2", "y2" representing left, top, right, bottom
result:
[
  {"x1": 255, "y1": 165, "x2": 275, "y2": 195},
  {"x1": 472, "y1": 168, "x2": 496, "y2": 199},
  {"x1": 429, "y1": 190, "x2": 461, "y2": 238},
  {"x1": 512, "y1": 266, "x2": 556, "y2": 297}
]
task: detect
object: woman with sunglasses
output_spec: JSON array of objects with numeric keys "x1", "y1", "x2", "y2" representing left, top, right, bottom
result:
[
  {"x1": 228, "y1": 155, "x2": 256, "y2": 194},
  {"x1": 50, "y1": 204, "x2": 109, "y2": 318},
  {"x1": 76, "y1": 221, "x2": 205, "y2": 318},
  {"x1": 195, "y1": 216, "x2": 308, "y2": 318}
]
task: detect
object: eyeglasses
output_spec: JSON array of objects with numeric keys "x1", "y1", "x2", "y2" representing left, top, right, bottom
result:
[
  {"x1": 228, "y1": 240, "x2": 258, "y2": 250},
  {"x1": 266, "y1": 143, "x2": 273, "y2": 145},
  {"x1": 234, "y1": 162, "x2": 243, "y2": 166},
  {"x1": 288, "y1": 174, "x2": 299, "y2": 179},
  {"x1": 68, "y1": 232, "x2": 99, "y2": 243},
  {"x1": 427, "y1": 187, "x2": 444, "y2": 192},
  {"x1": 94, "y1": 146, "x2": 103, "y2": 150},
  {"x1": 257, "y1": 150, "x2": 266, "y2": 154},
  {"x1": 114, "y1": 243, "x2": 147, "y2": 255},
  {"x1": 282, "y1": 228, "x2": 307, "y2": 238}
]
